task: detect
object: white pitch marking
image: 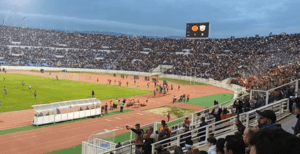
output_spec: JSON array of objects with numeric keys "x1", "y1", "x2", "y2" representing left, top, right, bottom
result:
[
  {"x1": 115, "y1": 117, "x2": 121, "y2": 120},
  {"x1": 105, "y1": 119, "x2": 111, "y2": 121}
]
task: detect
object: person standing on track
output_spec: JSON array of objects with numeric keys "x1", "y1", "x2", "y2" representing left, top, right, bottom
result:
[
  {"x1": 105, "y1": 103, "x2": 108, "y2": 114},
  {"x1": 134, "y1": 80, "x2": 136, "y2": 85},
  {"x1": 120, "y1": 101, "x2": 124, "y2": 112},
  {"x1": 4, "y1": 86, "x2": 7, "y2": 95},
  {"x1": 110, "y1": 100, "x2": 114, "y2": 110},
  {"x1": 97, "y1": 78, "x2": 99, "y2": 82},
  {"x1": 147, "y1": 82, "x2": 150, "y2": 89},
  {"x1": 154, "y1": 90, "x2": 156, "y2": 98},
  {"x1": 187, "y1": 94, "x2": 190, "y2": 102},
  {"x1": 178, "y1": 85, "x2": 180, "y2": 91},
  {"x1": 173, "y1": 95, "x2": 177, "y2": 103},
  {"x1": 137, "y1": 83, "x2": 140, "y2": 89},
  {"x1": 34, "y1": 91, "x2": 37, "y2": 99},
  {"x1": 171, "y1": 84, "x2": 173, "y2": 90},
  {"x1": 126, "y1": 81, "x2": 129, "y2": 88},
  {"x1": 167, "y1": 113, "x2": 170, "y2": 122}
]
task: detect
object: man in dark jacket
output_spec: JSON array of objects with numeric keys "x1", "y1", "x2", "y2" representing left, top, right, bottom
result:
[
  {"x1": 141, "y1": 126, "x2": 154, "y2": 154},
  {"x1": 198, "y1": 117, "x2": 208, "y2": 142},
  {"x1": 294, "y1": 101, "x2": 300, "y2": 138},
  {"x1": 180, "y1": 126, "x2": 191, "y2": 147}
]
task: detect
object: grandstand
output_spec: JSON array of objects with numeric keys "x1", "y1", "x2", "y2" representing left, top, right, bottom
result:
[{"x1": 0, "y1": 24, "x2": 300, "y2": 154}]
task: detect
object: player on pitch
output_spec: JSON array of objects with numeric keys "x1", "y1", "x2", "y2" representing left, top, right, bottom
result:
[
  {"x1": 4, "y1": 86, "x2": 7, "y2": 95},
  {"x1": 34, "y1": 91, "x2": 37, "y2": 99},
  {"x1": 56, "y1": 75, "x2": 59, "y2": 81},
  {"x1": 21, "y1": 81, "x2": 25, "y2": 87},
  {"x1": 29, "y1": 84, "x2": 32, "y2": 90},
  {"x1": 3, "y1": 77, "x2": 5, "y2": 82},
  {"x1": 92, "y1": 90, "x2": 95, "y2": 98}
]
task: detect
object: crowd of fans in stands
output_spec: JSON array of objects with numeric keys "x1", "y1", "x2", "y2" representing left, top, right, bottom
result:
[
  {"x1": 1, "y1": 25, "x2": 300, "y2": 86},
  {"x1": 121, "y1": 98, "x2": 300, "y2": 154}
]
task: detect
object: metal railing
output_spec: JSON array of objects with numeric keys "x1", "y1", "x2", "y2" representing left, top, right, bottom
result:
[
  {"x1": 150, "y1": 98, "x2": 290, "y2": 153},
  {"x1": 90, "y1": 79, "x2": 297, "y2": 153}
]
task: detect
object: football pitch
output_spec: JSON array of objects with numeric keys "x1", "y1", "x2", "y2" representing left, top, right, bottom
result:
[{"x1": 0, "y1": 74, "x2": 152, "y2": 112}]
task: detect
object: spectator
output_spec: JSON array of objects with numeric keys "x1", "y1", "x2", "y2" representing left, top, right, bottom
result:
[
  {"x1": 159, "y1": 120, "x2": 172, "y2": 134},
  {"x1": 220, "y1": 107, "x2": 234, "y2": 124},
  {"x1": 294, "y1": 101, "x2": 300, "y2": 137},
  {"x1": 215, "y1": 138, "x2": 225, "y2": 154},
  {"x1": 243, "y1": 126, "x2": 259, "y2": 154},
  {"x1": 126, "y1": 124, "x2": 144, "y2": 154},
  {"x1": 211, "y1": 107, "x2": 222, "y2": 122},
  {"x1": 233, "y1": 100, "x2": 243, "y2": 114},
  {"x1": 236, "y1": 110, "x2": 277, "y2": 135},
  {"x1": 198, "y1": 117, "x2": 208, "y2": 142},
  {"x1": 256, "y1": 110, "x2": 277, "y2": 130},
  {"x1": 206, "y1": 136, "x2": 217, "y2": 154},
  {"x1": 250, "y1": 128, "x2": 300, "y2": 154},
  {"x1": 199, "y1": 151, "x2": 208, "y2": 154},
  {"x1": 185, "y1": 139, "x2": 194, "y2": 153},
  {"x1": 180, "y1": 126, "x2": 191, "y2": 147},
  {"x1": 115, "y1": 142, "x2": 122, "y2": 148},
  {"x1": 174, "y1": 146, "x2": 184, "y2": 154},
  {"x1": 183, "y1": 117, "x2": 191, "y2": 127},
  {"x1": 224, "y1": 135, "x2": 245, "y2": 154},
  {"x1": 141, "y1": 126, "x2": 154, "y2": 154},
  {"x1": 158, "y1": 125, "x2": 171, "y2": 150}
]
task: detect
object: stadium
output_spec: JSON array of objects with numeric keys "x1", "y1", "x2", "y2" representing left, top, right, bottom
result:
[{"x1": 1, "y1": 1, "x2": 300, "y2": 154}]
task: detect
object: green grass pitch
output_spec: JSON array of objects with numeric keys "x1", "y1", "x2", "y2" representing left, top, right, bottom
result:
[{"x1": 0, "y1": 74, "x2": 152, "y2": 112}]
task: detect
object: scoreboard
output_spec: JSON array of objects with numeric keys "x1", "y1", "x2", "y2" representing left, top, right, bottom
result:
[{"x1": 186, "y1": 22, "x2": 210, "y2": 39}]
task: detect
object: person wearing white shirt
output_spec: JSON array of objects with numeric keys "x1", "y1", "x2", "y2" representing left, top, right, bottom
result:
[{"x1": 207, "y1": 136, "x2": 217, "y2": 154}]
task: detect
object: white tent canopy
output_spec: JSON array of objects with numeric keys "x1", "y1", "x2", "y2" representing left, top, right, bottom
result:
[
  {"x1": 32, "y1": 98, "x2": 101, "y2": 113},
  {"x1": 32, "y1": 98, "x2": 101, "y2": 126}
]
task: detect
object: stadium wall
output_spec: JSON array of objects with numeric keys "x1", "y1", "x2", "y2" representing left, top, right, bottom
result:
[{"x1": 0, "y1": 66, "x2": 246, "y2": 98}]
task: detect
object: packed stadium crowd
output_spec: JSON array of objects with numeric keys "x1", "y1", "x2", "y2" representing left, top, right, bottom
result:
[
  {"x1": 1, "y1": 25, "x2": 300, "y2": 85},
  {"x1": 1, "y1": 25, "x2": 300, "y2": 154}
]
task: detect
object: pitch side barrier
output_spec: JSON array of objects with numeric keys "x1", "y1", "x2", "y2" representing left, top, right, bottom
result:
[{"x1": 150, "y1": 98, "x2": 290, "y2": 153}]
